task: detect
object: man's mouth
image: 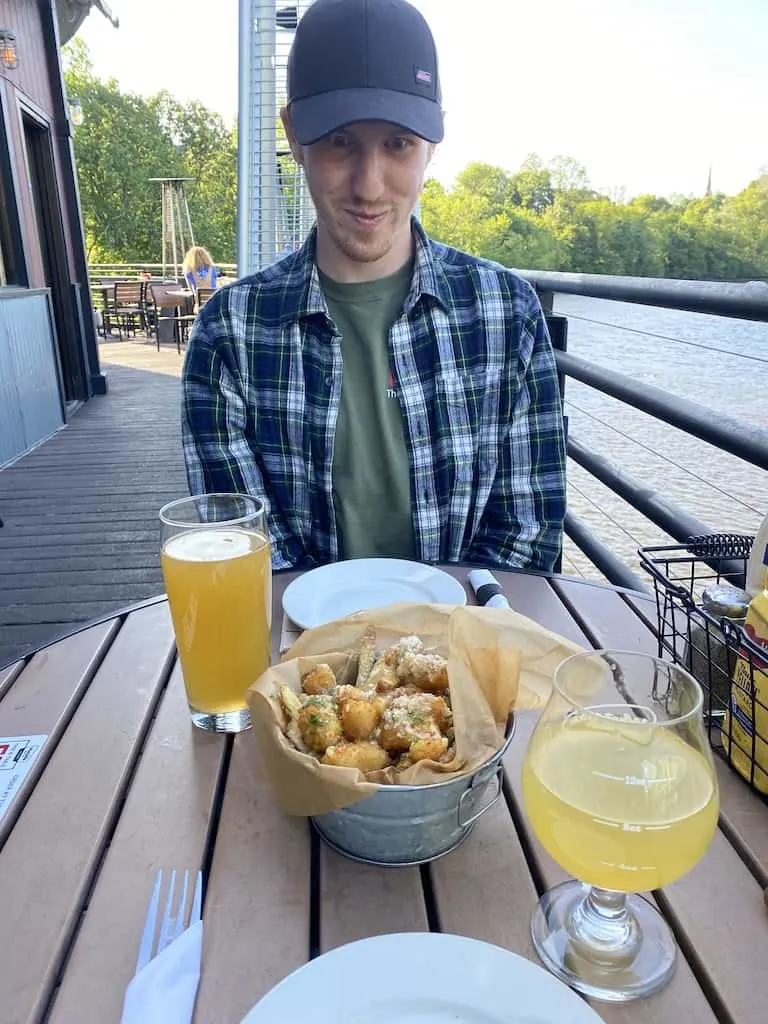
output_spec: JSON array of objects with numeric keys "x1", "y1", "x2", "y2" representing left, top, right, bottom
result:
[{"x1": 346, "y1": 209, "x2": 388, "y2": 228}]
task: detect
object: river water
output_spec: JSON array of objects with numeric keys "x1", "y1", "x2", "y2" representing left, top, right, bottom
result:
[{"x1": 552, "y1": 295, "x2": 768, "y2": 580}]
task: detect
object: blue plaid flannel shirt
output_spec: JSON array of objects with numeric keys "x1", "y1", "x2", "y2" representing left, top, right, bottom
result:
[{"x1": 181, "y1": 221, "x2": 566, "y2": 571}]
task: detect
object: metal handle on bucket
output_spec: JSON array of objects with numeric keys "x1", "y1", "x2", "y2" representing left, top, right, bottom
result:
[{"x1": 457, "y1": 765, "x2": 503, "y2": 828}]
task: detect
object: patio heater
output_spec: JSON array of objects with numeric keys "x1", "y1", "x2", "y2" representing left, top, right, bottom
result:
[
  {"x1": 237, "y1": 0, "x2": 316, "y2": 276},
  {"x1": 150, "y1": 177, "x2": 196, "y2": 280}
]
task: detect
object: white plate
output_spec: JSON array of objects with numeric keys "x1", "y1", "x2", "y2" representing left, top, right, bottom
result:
[
  {"x1": 281, "y1": 558, "x2": 467, "y2": 629},
  {"x1": 241, "y1": 932, "x2": 605, "y2": 1023}
]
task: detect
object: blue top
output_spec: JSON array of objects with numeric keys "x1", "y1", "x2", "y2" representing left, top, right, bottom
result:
[{"x1": 185, "y1": 265, "x2": 218, "y2": 292}]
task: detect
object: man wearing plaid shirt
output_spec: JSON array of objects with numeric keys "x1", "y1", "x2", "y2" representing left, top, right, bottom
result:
[{"x1": 182, "y1": 0, "x2": 566, "y2": 572}]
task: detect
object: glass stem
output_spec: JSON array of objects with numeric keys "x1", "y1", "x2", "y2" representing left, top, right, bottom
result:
[{"x1": 568, "y1": 886, "x2": 641, "y2": 965}]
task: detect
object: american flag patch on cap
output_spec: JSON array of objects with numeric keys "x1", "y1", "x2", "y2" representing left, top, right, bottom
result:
[{"x1": 415, "y1": 68, "x2": 432, "y2": 85}]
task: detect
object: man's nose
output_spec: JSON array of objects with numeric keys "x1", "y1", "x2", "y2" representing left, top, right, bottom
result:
[{"x1": 351, "y1": 148, "x2": 385, "y2": 202}]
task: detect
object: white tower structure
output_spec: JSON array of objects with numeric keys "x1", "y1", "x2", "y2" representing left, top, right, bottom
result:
[{"x1": 237, "y1": 1, "x2": 316, "y2": 276}]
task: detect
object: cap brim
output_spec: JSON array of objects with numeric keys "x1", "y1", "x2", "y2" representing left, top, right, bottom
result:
[{"x1": 289, "y1": 87, "x2": 444, "y2": 145}]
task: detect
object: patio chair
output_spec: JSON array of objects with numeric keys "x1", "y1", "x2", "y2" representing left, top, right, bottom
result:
[
  {"x1": 172, "y1": 308, "x2": 196, "y2": 352},
  {"x1": 196, "y1": 287, "x2": 216, "y2": 310},
  {"x1": 98, "y1": 281, "x2": 121, "y2": 339},
  {"x1": 143, "y1": 285, "x2": 161, "y2": 347},
  {"x1": 113, "y1": 281, "x2": 144, "y2": 337}
]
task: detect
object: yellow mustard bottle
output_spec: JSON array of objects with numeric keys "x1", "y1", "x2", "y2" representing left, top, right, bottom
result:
[{"x1": 722, "y1": 551, "x2": 768, "y2": 793}]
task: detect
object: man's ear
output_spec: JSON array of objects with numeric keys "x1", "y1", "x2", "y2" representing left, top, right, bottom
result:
[{"x1": 280, "y1": 107, "x2": 304, "y2": 166}]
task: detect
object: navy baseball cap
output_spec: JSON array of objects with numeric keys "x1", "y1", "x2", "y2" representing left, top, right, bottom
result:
[{"x1": 286, "y1": 0, "x2": 444, "y2": 145}]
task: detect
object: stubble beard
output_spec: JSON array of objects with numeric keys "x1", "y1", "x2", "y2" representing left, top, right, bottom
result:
[{"x1": 331, "y1": 225, "x2": 394, "y2": 265}]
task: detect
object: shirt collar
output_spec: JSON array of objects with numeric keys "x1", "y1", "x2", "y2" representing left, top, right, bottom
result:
[
  {"x1": 275, "y1": 218, "x2": 451, "y2": 324},
  {"x1": 407, "y1": 218, "x2": 451, "y2": 313}
]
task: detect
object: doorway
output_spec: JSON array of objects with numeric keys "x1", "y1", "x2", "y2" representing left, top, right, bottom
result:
[{"x1": 22, "y1": 112, "x2": 86, "y2": 403}]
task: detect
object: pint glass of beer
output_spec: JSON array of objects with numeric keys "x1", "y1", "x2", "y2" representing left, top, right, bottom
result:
[{"x1": 159, "y1": 493, "x2": 271, "y2": 733}]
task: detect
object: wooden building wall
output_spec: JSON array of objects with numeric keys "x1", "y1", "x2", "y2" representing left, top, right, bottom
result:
[
  {"x1": 0, "y1": 0, "x2": 54, "y2": 110},
  {"x1": 0, "y1": 0, "x2": 76, "y2": 286},
  {"x1": 0, "y1": 0, "x2": 105, "y2": 419}
]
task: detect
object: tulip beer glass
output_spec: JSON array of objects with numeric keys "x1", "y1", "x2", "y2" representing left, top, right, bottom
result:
[{"x1": 522, "y1": 649, "x2": 719, "y2": 1001}]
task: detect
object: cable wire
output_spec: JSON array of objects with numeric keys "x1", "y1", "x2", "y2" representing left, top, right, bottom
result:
[
  {"x1": 563, "y1": 312, "x2": 768, "y2": 366},
  {"x1": 567, "y1": 478, "x2": 644, "y2": 545},
  {"x1": 565, "y1": 399, "x2": 764, "y2": 516}
]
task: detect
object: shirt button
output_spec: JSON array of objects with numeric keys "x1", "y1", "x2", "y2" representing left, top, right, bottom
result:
[{"x1": 325, "y1": 375, "x2": 333, "y2": 386}]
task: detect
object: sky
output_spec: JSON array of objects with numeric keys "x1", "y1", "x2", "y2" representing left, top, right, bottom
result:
[{"x1": 76, "y1": 0, "x2": 768, "y2": 199}]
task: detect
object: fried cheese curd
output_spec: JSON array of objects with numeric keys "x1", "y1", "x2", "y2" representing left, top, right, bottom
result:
[{"x1": 277, "y1": 630, "x2": 454, "y2": 777}]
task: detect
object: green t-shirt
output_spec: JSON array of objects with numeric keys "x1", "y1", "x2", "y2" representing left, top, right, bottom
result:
[{"x1": 320, "y1": 261, "x2": 416, "y2": 560}]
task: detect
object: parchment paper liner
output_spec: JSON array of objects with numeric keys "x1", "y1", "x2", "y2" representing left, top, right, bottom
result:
[{"x1": 247, "y1": 602, "x2": 586, "y2": 816}]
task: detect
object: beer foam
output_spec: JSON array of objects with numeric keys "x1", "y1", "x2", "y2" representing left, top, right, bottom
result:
[{"x1": 164, "y1": 528, "x2": 256, "y2": 562}]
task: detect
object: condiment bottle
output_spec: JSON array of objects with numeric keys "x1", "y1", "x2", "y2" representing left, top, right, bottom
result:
[{"x1": 722, "y1": 547, "x2": 768, "y2": 793}]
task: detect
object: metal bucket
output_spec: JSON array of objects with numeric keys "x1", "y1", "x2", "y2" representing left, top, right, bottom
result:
[{"x1": 312, "y1": 716, "x2": 515, "y2": 867}]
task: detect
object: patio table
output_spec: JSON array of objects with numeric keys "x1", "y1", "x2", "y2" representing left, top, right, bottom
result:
[{"x1": 0, "y1": 566, "x2": 765, "y2": 1023}]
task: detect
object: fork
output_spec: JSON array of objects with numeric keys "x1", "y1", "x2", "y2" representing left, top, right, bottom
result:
[{"x1": 135, "y1": 869, "x2": 203, "y2": 974}]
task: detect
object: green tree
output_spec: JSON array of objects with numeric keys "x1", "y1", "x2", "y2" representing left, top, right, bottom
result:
[
  {"x1": 420, "y1": 179, "x2": 499, "y2": 255},
  {"x1": 507, "y1": 155, "x2": 554, "y2": 215},
  {"x1": 719, "y1": 176, "x2": 768, "y2": 272},
  {"x1": 63, "y1": 39, "x2": 238, "y2": 264},
  {"x1": 548, "y1": 155, "x2": 590, "y2": 193},
  {"x1": 454, "y1": 162, "x2": 515, "y2": 213},
  {"x1": 63, "y1": 39, "x2": 182, "y2": 261},
  {"x1": 424, "y1": 152, "x2": 768, "y2": 280}
]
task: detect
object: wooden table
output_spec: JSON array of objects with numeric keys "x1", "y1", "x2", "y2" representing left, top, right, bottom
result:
[
  {"x1": 0, "y1": 567, "x2": 766, "y2": 1023},
  {"x1": 149, "y1": 286, "x2": 194, "y2": 311}
]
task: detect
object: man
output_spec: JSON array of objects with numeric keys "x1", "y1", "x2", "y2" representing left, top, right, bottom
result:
[{"x1": 182, "y1": 0, "x2": 566, "y2": 571}]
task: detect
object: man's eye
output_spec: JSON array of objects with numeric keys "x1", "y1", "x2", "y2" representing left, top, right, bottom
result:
[
  {"x1": 328, "y1": 134, "x2": 351, "y2": 148},
  {"x1": 388, "y1": 136, "x2": 414, "y2": 152}
]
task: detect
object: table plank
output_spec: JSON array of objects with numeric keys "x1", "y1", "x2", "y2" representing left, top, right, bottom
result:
[
  {"x1": 0, "y1": 603, "x2": 175, "y2": 1023},
  {"x1": 194, "y1": 734, "x2": 310, "y2": 1024},
  {"x1": 501, "y1": 570, "x2": 592, "y2": 647},
  {"x1": 658, "y1": 829, "x2": 768, "y2": 1023},
  {"x1": 0, "y1": 658, "x2": 24, "y2": 699},
  {"x1": 504, "y1": 713, "x2": 718, "y2": 1023},
  {"x1": 551, "y1": 578, "x2": 660, "y2": 656},
  {"x1": 272, "y1": 572, "x2": 298, "y2": 658},
  {"x1": 623, "y1": 592, "x2": 661, "y2": 634},
  {"x1": 0, "y1": 620, "x2": 119, "y2": 847},
  {"x1": 320, "y1": 846, "x2": 429, "y2": 951},
  {"x1": 48, "y1": 662, "x2": 227, "y2": 1024},
  {"x1": 714, "y1": 759, "x2": 768, "y2": 884},
  {"x1": 430, "y1": 795, "x2": 539, "y2": 959}
]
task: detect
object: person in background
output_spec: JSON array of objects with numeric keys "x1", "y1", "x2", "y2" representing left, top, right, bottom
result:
[
  {"x1": 181, "y1": 0, "x2": 566, "y2": 573},
  {"x1": 182, "y1": 246, "x2": 218, "y2": 294}
]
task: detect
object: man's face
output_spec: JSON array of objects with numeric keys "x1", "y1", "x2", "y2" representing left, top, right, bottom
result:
[{"x1": 282, "y1": 114, "x2": 435, "y2": 275}]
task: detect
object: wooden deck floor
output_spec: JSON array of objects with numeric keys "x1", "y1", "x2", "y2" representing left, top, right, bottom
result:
[{"x1": 0, "y1": 339, "x2": 188, "y2": 667}]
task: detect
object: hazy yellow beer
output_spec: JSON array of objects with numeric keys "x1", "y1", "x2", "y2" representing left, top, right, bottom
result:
[
  {"x1": 159, "y1": 495, "x2": 271, "y2": 733},
  {"x1": 523, "y1": 718, "x2": 718, "y2": 892}
]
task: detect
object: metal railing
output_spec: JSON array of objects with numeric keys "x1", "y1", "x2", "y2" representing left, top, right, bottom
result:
[
  {"x1": 87, "y1": 262, "x2": 238, "y2": 281},
  {"x1": 524, "y1": 269, "x2": 768, "y2": 322},
  {"x1": 523, "y1": 272, "x2": 768, "y2": 591}
]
